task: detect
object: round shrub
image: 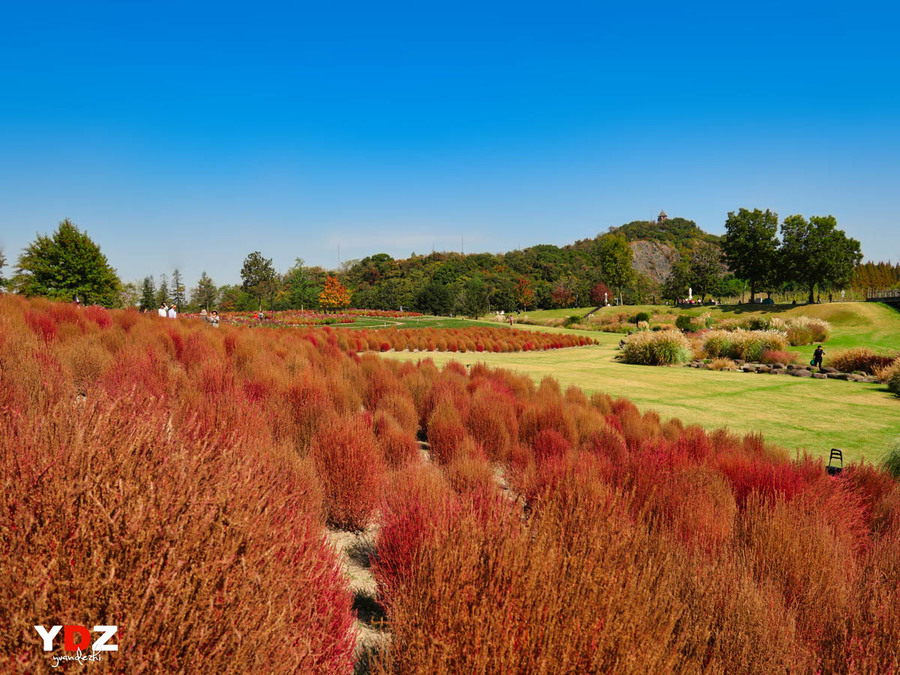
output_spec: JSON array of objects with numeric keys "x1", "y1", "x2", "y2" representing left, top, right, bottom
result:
[
  {"x1": 829, "y1": 348, "x2": 898, "y2": 375},
  {"x1": 634, "y1": 312, "x2": 651, "y2": 324},
  {"x1": 675, "y1": 315, "x2": 693, "y2": 332},
  {"x1": 621, "y1": 330, "x2": 692, "y2": 366}
]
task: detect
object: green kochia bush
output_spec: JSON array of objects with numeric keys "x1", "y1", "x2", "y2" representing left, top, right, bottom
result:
[{"x1": 621, "y1": 330, "x2": 692, "y2": 366}]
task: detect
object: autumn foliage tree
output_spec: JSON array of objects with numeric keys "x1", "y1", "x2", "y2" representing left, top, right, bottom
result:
[
  {"x1": 589, "y1": 281, "x2": 612, "y2": 307},
  {"x1": 319, "y1": 275, "x2": 352, "y2": 311},
  {"x1": 515, "y1": 277, "x2": 534, "y2": 310}
]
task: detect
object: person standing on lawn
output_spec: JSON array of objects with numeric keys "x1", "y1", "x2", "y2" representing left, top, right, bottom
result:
[{"x1": 812, "y1": 345, "x2": 825, "y2": 372}]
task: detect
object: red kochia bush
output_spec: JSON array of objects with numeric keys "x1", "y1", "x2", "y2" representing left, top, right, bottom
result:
[
  {"x1": 310, "y1": 413, "x2": 386, "y2": 530},
  {"x1": 0, "y1": 393, "x2": 356, "y2": 674}
]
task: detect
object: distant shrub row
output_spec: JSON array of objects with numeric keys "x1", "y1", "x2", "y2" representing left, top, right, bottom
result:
[{"x1": 323, "y1": 326, "x2": 595, "y2": 353}]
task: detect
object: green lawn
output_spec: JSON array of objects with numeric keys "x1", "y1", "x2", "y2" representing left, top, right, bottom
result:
[{"x1": 383, "y1": 310, "x2": 900, "y2": 463}]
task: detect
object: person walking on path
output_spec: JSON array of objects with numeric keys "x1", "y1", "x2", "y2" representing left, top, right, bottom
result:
[{"x1": 812, "y1": 345, "x2": 825, "y2": 372}]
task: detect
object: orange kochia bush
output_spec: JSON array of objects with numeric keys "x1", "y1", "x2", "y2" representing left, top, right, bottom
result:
[{"x1": 1, "y1": 295, "x2": 899, "y2": 674}]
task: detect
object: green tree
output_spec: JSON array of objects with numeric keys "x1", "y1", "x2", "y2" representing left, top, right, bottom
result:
[
  {"x1": 662, "y1": 259, "x2": 692, "y2": 304},
  {"x1": 721, "y1": 208, "x2": 779, "y2": 302},
  {"x1": 0, "y1": 249, "x2": 6, "y2": 289},
  {"x1": 454, "y1": 276, "x2": 490, "y2": 318},
  {"x1": 241, "y1": 251, "x2": 277, "y2": 310},
  {"x1": 282, "y1": 259, "x2": 320, "y2": 309},
  {"x1": 14, "y1": 218, "x2": 121, "y2": 305},
  {"x1": 687, "y1": 241, "x2": 723, "y2": 301},
  {"x1": 171, "y1": 269, "x2": 186, "y2": 307},
  {"x1": 597, "y1": 234, "x2": 634, "y2": 305},
  {"x1": 119, "y1": 281, "x2": 140, "y2": 308},
  {"x1": 156, "y1": 274, "x2": 170, "y2": 306},
  {"x1": 140, "y1": 276, "x2": 156, "y2": 311},
  {"x1": 192, "y1": 271, "x2": 219, "y2": 310},
  {"x1": 779, "y1": 215, "x2": 863, "y2": 304}
]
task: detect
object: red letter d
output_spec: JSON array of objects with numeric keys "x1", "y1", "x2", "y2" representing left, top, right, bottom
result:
[{"x1": 64, "y1": 625, "x2": 91, "y2": 651}]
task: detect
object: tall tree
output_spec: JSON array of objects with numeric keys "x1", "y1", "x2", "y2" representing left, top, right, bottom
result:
[
  {"x1": 14, "y1": 218, "x2": 121, "y2": 305},
  {"x1": 241, "y1": 251, "x2": 277, "y2": 310},
  {"x1": 140, "y1": 276, "x2": 156, "y2": 311},
  {"x1": 779, "y1": 214, "x2": 863, "y2": 303},
  {"x1": 0, "y1": 248, "x2": 6, "y2": 289},
  {"x1": 687, "y1": 241, "x2": 723, "y2": 301},
  {"x1": 171, "y1": 269, "x2": 187, "y2": 307},
  {"x1": 192, "y1": 271, "x2": 219, "y2": 310},
  {"x1": 597, "y1": 234, "x2": 634, "y2": 305},
  {"x1": 156, "y1": 274, "x2": 170, "y2": 306},
  {"x1": 721, "y1": 208, "x2": 779, "y2": 302},
  {"x1": 282, "y1": 259, "x2": 320, "y2": 309},
  {"x1": 515, "y1": 277, "x2": 535, "y2": 311},
  {"x1": 318, "y1": 275, "x2": 351, "y2": 311}
]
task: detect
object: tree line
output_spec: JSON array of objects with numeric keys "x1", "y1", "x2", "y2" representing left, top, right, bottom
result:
[{"x1": 0, "y1": 212, "x2": 880, "y2": 313}]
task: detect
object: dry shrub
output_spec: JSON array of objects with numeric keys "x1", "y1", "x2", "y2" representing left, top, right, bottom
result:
[
  {"x1": 310, "y1": 412, "x2": 385, "y2": 530},
  {"x1": 829, "y1": 347, "x2": 898, "y2": 375},
  {"x1": 707, "y1": 356, "x2": 737, "y2": 370}
]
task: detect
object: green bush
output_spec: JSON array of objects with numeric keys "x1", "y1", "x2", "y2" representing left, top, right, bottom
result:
[
  {"x1": 675, "y1": 315, "x2": 693, "y2": 332},
  {"x1": 634, "y1": 311, "x2": 651, "y2": 324},
  {"x1": 883, "y1": 439, "x2": 900, "y2": 478}
]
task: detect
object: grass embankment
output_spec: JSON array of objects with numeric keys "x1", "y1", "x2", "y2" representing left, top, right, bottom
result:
[{"x1": 386, "y1": 303, "x2": 900, "y2": 463}]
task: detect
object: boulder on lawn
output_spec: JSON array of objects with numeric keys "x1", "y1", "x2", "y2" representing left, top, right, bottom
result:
[
  {"x1": 757, "y1": 366, "x2": 772, "y2": 374},
  {"x1": 829, "y1": 373, "x2": 851, "y2": 381},
  {"x1": 742, "y1": 365, "x2": 757, "y2": 373},
  {"x1": 791, "y1": 369, "x2": 812, "y2": 377},
  {"x1": 822, "y1": 367, "x2": 839, "y2": 374},
  {"x1": 812, "y1": 373, "x2": 828, "y2": 379}
]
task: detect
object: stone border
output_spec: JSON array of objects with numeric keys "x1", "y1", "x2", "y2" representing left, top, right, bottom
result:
[{"x1": 686, "y1": 360, "x2": 880, "y2": 383}]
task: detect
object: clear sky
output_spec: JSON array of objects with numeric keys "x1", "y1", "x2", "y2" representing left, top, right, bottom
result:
[{"x1": 1, "y1": 0, "x2": 898, "y2": 288}]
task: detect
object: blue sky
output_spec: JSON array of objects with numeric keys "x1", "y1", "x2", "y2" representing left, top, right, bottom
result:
[{"x1": 1, "y1": 0, "x2": 898, "y2": 287}]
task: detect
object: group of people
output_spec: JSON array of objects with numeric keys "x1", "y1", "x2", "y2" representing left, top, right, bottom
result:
[
  {"x1": 199, "y1": 308, "x2": 220, "y2": 327},
  {"x1": 158, "y1": 303, "x2": 177, "y2": 319}
]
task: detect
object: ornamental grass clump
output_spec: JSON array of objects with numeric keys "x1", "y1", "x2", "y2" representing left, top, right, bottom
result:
[
  {"x1": 701, "y1": 329, "x2": 790, "y2": 362},
  {"x1": 829, "y1": 347, "x2": 898, "y2": 375},
  {"x1": 770, "y1": 316, "x2": 832, "y2": 345},
  {"x1": 621, "y1": 329, "x2": 692, "y2": 366}
]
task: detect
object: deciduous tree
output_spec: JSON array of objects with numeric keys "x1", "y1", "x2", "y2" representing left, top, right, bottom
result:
[
  {"x1": 241, "y1": 251, "x2": 277, "y2": 310},
  {"x1": 779, "y1": 214, "x2": 863, "y2": 303},
  {"x1": 14, "y1": 218, "x2": 121, "y2": 305},
  {"x1": 722, "y1": 208, "x2": 779, "y2": 302},
  {"x1": 589, "y1": 281, "x2": 612, "y2": 306},
  {"x1": 597, "y1": 234, "x2": 634, "y2": 305},
  {"x1": 515, "y1": 277, "x2": 535, "y2": 310},
  {"x1": 319, "y1": 275, "x2": 351, "y2": 311}
]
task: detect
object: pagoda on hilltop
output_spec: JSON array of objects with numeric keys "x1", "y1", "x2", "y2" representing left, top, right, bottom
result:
[{"x1": 657, "y1": 210, "x2": 668, "y2": 224}]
